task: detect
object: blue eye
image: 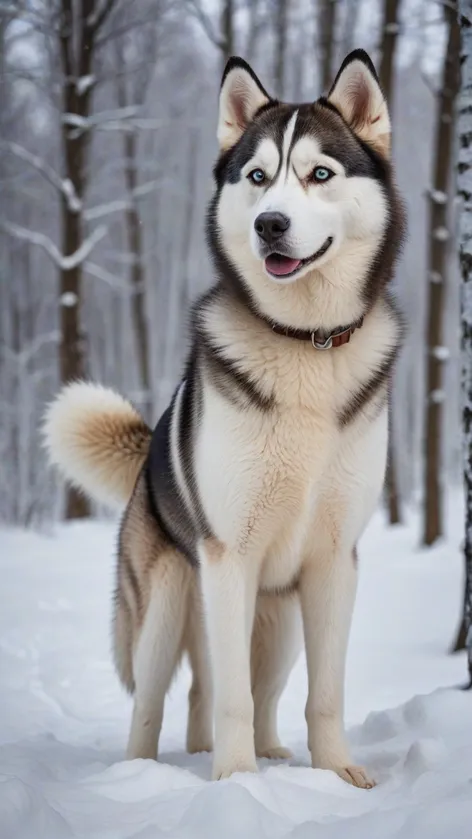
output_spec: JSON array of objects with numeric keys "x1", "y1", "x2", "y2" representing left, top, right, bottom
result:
[
  {"x1": 248, "y1": 168, "x2": 266, "y2": 185},
  {"x1": 313, "y1": 166, "x2": 333, "y2": 183}
]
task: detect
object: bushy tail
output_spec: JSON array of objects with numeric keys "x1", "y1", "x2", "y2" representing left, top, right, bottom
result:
[{"x1": 43, "y1": 382, "x2": 151, "y2": 509}]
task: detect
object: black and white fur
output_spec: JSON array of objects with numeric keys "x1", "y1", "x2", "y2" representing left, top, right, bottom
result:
[{"x1": 44, "y1": 50, "x2": 405, "y2": 788}]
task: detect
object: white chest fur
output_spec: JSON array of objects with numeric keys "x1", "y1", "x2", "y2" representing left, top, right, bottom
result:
[{"x1": 194, "y1": 298, "x2": 395, "y2": 589}]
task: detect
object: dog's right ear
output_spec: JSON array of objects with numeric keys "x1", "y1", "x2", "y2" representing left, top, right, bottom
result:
[{"x1": 217, "y1": 57, "x2": 271, "y2": 151}]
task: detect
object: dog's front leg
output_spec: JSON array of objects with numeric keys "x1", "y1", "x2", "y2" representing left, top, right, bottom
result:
[
  {"x1": 199, "y1": 538, "x2": 258, "y2": 780},
  {"x1": 300, "y1": 548, "x2": 375, "y2": 789}
]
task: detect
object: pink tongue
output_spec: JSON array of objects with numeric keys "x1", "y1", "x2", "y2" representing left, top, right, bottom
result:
[{"x1": 265, "y1": 254, "x2": 301, "y2": 276}]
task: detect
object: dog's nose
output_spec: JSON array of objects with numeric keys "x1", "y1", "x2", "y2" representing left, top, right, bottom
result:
[{"x1": 254, "y1": 212, "x2": 290, "y2": 246}]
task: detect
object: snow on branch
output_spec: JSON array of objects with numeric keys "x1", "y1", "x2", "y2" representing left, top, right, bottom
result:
[
  {"x1": 429, "y1": 389, "x2": 445, "y2": 404},
  {"x1": 76, "y1": 75, "x2": 96, "y2": 96},
  {"x1": 62, "y1": 106, "x2": 139, "y2": 136},
  {"x1": 1, "y1": 331, "x2": 60, "y2": 366},
  {"x1": 85, "y1": 198, "x2": 132, "y2": 221},
  {"x1": 427, "y1": 188, "x2": 449, "y2": 205},
  {"x1": 96, "y1": 118, "x2": 166, "y2": 132},
  {"x1": 433, "y1": 226, "x2": 450, "y2": 242},
  {"x1": 84, "y1": 179, "x2": 163, "y2": 220},
  {"x1": 84, "y1": 261, "x2": 128, "y2": 290},
  {"x1": 1, "y1": 142, "x2": 82, "y2": 212},
  {"x1": 0, "y1": 221, "x2": 107, "y2": 270},
  {"x1": 431, "y1": 346, "x2": 451, "y2": 361}
]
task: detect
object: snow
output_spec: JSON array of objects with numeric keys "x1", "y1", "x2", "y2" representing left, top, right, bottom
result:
[
  {"x1": 61, "y1": 180, "x2": 82, "y2": 214},
  {"x1": 2, "y1": 142, "x2": 81, "y2": 212},
  {"x1": 433, "y1": 226, "x2": 450, "y2": 242},
  {"x1": 0, "y1": 497, "x2": 470, "y2": 839},
  {"x1": 76, "y1": 76, "x2": 95, "y2": 96},
  {"x1": 431, "y1": 346, "x2": 450, "y2": 361},
  {"x1": 1, "y1": 222, "x2": 107, "y2": 271},
  {"x1": 430, "y1": 190, "x2": 448, "y2": 205},
  {"x1": 60, "y1": 292, "x2": 78, "y2": 308}
]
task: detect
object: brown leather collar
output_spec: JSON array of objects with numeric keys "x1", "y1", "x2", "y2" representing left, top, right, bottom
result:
[{"x1": 270, "y1": 316, "x2": 364, "y2": 350}]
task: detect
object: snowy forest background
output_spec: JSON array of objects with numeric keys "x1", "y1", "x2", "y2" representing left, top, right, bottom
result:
[{"x1": 0, "y1": 0, "x2": 460, "y2": 536}]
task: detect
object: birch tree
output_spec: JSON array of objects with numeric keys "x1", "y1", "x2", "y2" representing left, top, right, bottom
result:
[
  {"x1": 458, "y1": 0, "x2": 472, "y2": 685},
  {"x1": 423, "y1": 1, "x2": 460, "y2": 546}
]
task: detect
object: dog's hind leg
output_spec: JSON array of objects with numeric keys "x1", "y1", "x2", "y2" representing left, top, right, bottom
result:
[
  {"x1": 126, "y1": 549, "x2": 190, "y2": 761},
  {"x1": 252, "y1": 592, "x2": 302, "y2": 760},
  {"x1": 184, "y1": 578, "x2": 214, "y2": 754}
]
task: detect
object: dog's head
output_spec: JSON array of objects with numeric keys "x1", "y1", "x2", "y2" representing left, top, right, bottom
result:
[{"x1": 208, "y1": 50, "x2": 405, "y2": 328}]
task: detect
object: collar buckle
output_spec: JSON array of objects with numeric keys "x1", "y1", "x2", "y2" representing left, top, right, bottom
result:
[{"x1": 311, "y1": 332, "x2": 333, "y2": 350}]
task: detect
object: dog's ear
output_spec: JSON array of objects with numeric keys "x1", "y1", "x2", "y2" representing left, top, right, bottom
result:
[
  {"x1": 327, "y1": 50, "x2": 391, "y2": 158},
  {"x1": 217, "y1": 57, "x2": 271, "y2": 151}
]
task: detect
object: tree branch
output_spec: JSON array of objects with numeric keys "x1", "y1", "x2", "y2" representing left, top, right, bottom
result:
[
  {"x1": 186, "y1": 0, "x2": 225, "y2": 50},
  {"x1": 0, "y1": 220, "x2": 107, "y2": 269},
  {"x1": 1, "y1": 141, "x2": 81, "y2": 211},
  {"x1": 86, "y1": 0, "x2": 119, "y2": 33}
]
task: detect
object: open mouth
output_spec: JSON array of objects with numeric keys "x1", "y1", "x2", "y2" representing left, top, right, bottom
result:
[{"x1": 264, "y1": 237, "x2": 333, "y2": 278}]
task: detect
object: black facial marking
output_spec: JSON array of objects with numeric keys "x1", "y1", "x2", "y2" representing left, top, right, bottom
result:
[
  {"x1": 209, "y1": 78, "x2": 406, "y2": 320},
  {"x1": 290, "y1": 102, "x2": 387, "y2": 180},
  {"x1": 214, "y1": 104, "x2": 298, "y2": 187}
]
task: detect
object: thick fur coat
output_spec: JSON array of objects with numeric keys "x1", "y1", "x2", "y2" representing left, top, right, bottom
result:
[{"x1": 44, "y1": 50, "x2": 405, "y2": 788}]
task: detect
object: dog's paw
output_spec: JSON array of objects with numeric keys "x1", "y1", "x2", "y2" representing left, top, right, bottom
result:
[
  {"x1": 212, "y1": 756, "x2": 258, "y2": 780},
  {"x1": 256, "y1": 745, "x2": 293, "y2": 760},
  {"x1": 187, "y1": 739, "x2": 213, "y2": 754},
  {"x1": 335, "y1": 765, "x2": 376, "y2": 789}
]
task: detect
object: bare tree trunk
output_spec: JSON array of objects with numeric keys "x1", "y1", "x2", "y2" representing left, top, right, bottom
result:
[
  {"x1": 339, "y1": 0, "x2": 359, "y2": 59},
  {"x1": 245, "y1": 0, "x2": 262, "y2": 63},
  {"x1": 58, "y1": 0, "x2": 117, "y2": 519},
  {"x1": 220, "y1": 0, "x2": 234, "y2": 69},
  {"x1": 385, "y1": 439, "x2": 401, "y2": 524},
  {"x1": 379, "y1": 0, "x2": 400, "y2": 99},
  {"x1": 10, "y1": 266, "x2": 20, "y2": 523},
  {"x1": 318, "y1": 0, "x2": 337, "y2": 93},
  {"x1": 59, "y1": 1, "x2": 92, "y2": 519},
  {"x1": 123, "y1": 130, "x2": 151, "y2": 422},
  {"x1": 458, "y1": 0, "x2": 472, "y2": 683},
  {"x1": 379, "y1": 0, "x2": 402, "y2": 525},
  {"x1": 451, "y1": 616, "x2": 468, "y2": 653},
  {"x1": 113, "y1": 20, "x2": 160, "y2": 423},
  {"x1": 274, "y1": 0, "x2": 288, "y2": 99},
  {"x1": 190, "y1": 0, "x2": 234, "y2": 70},
  {"x1": 423, "y1": 3, "x2": 460, "y2": 546},
  {"x1": 180, "y1": 129, "x2": 199, "y2": 321}
]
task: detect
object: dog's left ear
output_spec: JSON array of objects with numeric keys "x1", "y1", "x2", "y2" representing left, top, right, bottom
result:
[
  {"x1": 218, "y1": 57, "x2": 271, "y2": 151},
  {"x1": 327, "y1": 49, "x2": 391, "y2": 158}
]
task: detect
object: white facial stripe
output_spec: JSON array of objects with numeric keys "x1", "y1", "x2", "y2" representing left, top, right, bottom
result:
[{"x1": 280, "y1": 110, "x2": 298, "y2": 181}]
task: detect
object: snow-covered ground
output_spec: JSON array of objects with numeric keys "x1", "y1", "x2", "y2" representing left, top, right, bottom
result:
[{"x1": 0, "y1": 497, "x2": 471, "y2": 839}]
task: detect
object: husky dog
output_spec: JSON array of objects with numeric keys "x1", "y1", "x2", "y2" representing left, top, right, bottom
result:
[{"x1": 44, "y1": 50, "x2": 405, "y2": 788}]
